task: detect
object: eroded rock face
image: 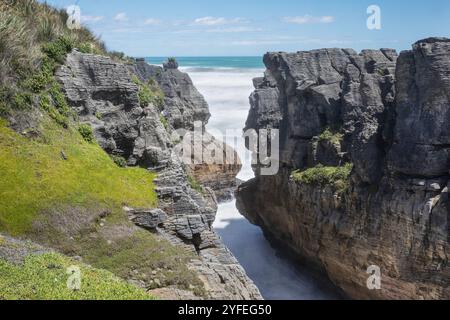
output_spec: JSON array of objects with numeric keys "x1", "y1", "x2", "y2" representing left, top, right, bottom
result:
[
  {"x1": 132, "y1": 59, "x2": 242, "y2": 201},
  {"x1": 132, "y1": 59, "x2": 210, "y2": 130},
  {"x1": 56, "y1": 52, "x2": 171, "y2": 167},
  {"x1": 388, "y1": 38, "x2": 450, "y2": 177},
  {"x1": 57, "y1": 51, "x2": 261, "y2": 300},
  {"x1": 237, "y1": 38, "x2": 450, "y2": 300}
]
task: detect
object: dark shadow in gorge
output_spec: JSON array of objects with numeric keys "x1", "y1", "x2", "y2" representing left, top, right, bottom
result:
[{"x1": 215, "y1": 212, "x2": 347, "y2": 300}]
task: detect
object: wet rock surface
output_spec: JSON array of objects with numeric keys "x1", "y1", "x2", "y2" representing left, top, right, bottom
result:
[{"x1": 237, "y1": 38, "x2": 450, "y2": 299}]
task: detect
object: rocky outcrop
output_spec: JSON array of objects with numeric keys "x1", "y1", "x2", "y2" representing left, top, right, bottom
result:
[
  {"x1": 131, "y1": 58, "x2": 242, "y2": 201},
  {"x1": 132, "y1": 58, "x2": 210, "y2": 130},
  {"x1": 176, "y1": 130, "x2": 242, "y2": 201},
  {"x1": 237, "y1": 38, "x2": 450, "y2": 299},
  {"x1": 57, "y1": 51, "x2": 261, "y2": 300}
]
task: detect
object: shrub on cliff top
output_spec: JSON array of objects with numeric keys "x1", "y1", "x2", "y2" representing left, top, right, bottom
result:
[{"x1": 292, "y1": 163, "x2": 353, "y2": 194}]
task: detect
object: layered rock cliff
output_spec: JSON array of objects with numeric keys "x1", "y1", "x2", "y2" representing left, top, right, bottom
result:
[
  {"x1": 56, "y1": 51, "x2": 261, "y2": 299},
  {"x1": 131, "y1": 58, "x2": 242, "y2": 201},
  {"x1": 237, "y1": 38, "x2": 450, "y2": 299}
]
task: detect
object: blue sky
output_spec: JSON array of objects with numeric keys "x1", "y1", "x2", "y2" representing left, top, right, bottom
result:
[{"x1": 42, "y1": 0, "x2": 450, "y2": 57}]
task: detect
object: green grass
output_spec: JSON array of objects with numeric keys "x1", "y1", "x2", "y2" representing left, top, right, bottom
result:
[
  {"x1": 0, "y1": 0, "x2": 106, "y2": 87},
  {"x1": 0, "y1": 252, "x2": 153, "y2": 300},
  {"x1": 0, "y1": 118, "x2": 158, "y2": 236},
  {"x1": 81, "y1": 230, "x2": 205, "y2": 296},
  {"x1": 292, "y1": 163, "x2": 353, "y2": 194},
  {"x1": 318, "y1": 128, "x2": 343, "y2": 146}
]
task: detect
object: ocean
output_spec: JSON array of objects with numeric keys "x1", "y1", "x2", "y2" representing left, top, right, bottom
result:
[
  {"x1": 145, "y1": 57, "x2": 343, "y2": 300},
  {"x1": 145, "y1": 56, "x2": 264, "y2": 181}
]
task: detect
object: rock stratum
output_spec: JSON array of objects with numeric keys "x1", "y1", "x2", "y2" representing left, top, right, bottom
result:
[
  {"x1": 131, "y1": 58, "x2": 242, "y2": 201},
  {"x1": 56, "y1": 52, "x2": 260, "y2": 299},
  {"x1": 237, "y1": 38, "x2": 450, "y2": 299}
]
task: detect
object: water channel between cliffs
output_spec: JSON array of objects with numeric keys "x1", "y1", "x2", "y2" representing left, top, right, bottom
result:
[{"x1": 181, "y1": 58, "x2": 344, "y2": 300}]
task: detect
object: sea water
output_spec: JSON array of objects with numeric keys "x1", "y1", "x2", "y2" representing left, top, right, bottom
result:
[{"x1": 146, "y1": 57, "x2": 344, "y2": 300}]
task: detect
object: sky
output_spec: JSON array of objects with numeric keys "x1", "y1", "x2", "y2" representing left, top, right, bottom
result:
[{"x1": 42, "y1": 0, "x2": 450, "y2": 57}]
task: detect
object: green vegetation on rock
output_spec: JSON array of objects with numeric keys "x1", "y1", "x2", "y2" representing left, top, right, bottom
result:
[
  {"x1": 0, "y1": 118, "x2": 157, "y2": 236},
  {"x1": 187, "y1": 174, "x2": 203, "y2": 193},
  {"x1": 110, "y1": 154, "x2": 127, "y2": 168},
  {"x1": 292, "y1": 163, "x2": 353, "y2": 193},
  {"x1": 82, "y1": 230, "x2": 206, "y2": 296},
  {"x1": 160, "y1": 114, "x2": 169, "y2": 130},
  {"x1": 0, "y1": 0, "x2": 206, "y2": 300},
  {"x1": 0, "y1": 252, "x2": 153, "y2": 300},
  {"x1": 132, "y1": 76, "x2": 165, "y2": 110},
  {"x1": 78, "y1": 123, "x2": 95, "y2": 143},
  {"x1": 0, "y1": 0, "x2": 106, "y2": 88},
  {"x1": 318, "y1": 128, "x2": 343, "y2": 146}
]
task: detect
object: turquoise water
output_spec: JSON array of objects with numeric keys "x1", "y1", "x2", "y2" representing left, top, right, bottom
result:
[{"x1": 145, "y1": 56, "x2": 264, "y2": 69}]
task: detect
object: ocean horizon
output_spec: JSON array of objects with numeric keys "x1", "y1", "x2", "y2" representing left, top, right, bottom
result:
[{"x1": 144, "y1": 56, "x2": 265, "y2": 70}]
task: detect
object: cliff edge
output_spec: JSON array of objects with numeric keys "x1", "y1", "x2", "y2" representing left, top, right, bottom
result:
[{"x1": 237, "y1": 38, "x2": 450, "y2": 299}]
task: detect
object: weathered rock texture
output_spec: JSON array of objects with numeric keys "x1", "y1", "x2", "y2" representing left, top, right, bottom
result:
[
  {"x1": 57, "y1": 51, "x2": 261, "y2": 300},
  {"x1": 237, "y1": 38, "x2": 450, "y2": 300},
  {"x1": 172, "y1": 130, "x2": 242, "y2": 202},
  {"x1": 131, "y1": 59, "x2": 242, "y2": 201}
]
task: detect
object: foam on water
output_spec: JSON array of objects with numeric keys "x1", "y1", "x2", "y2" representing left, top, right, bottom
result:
[
  {"x1": 184, "y1": 66, "x2": 264, "y2": 181},
  {"x1": 147, "y1": 57, "x2": 344, "y2": 299}
]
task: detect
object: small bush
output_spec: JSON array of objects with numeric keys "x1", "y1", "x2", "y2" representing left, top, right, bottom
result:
[
  {"x1": 49, "y1": 82, "x2": 70, "y2": 116},
  {"x1": 12, "y1": 92, "x2": 33, "y2": 110},
  {"x1": 292, "y1": 163, "x2": 353, "y2": 194},
  {"x1": 160, "y1": 114, "x2": 169, "y2": 130},
  {"x1": 42, "y1": 35, "x2": 74, "y2": 64},
  {"x1": 132, "y1": 76, "x2": 165, "y2": 109},
  {"x1": 78, "y1": 43, "x2": 93, "y2": 54},
  {"x1": 78, "y1": 124, "x2": 95, "y2": 143},
  {"x1": 39, "y1": 93, "x2": 68, "y2": 128},
  {"x1": 111, "y1": 155, "x2": 127, "y2": 168},
  {"x1": 318, "y1": 128, "x2": 343, "y2": 146}
]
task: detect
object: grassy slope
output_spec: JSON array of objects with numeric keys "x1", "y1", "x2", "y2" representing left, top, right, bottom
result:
[
  {"x1": 0, "y1": 112, "x2": 204, "y2": 297},
  {"x1": 0, "y1": 118, "x2": 157, "y2": 235},
  {"x1": 0, "y1": 251, "x2": 153, "y2": 300}
]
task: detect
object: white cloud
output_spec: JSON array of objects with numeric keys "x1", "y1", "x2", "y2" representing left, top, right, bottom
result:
[
  {"x1": 144, "y1": 18, "x2": 162, "y2": 26},
  {"x1": 283, "y1": 15, "x2": 335, "y2": 24},
  {"x1": 229, "y1": 37, "x2": 369, "y2": 47},
  {"x1": 193, "y1": 16, "x2": 246, "y2": 26},
  {"x1": 230, "y1": 40, "x2": 283, "y2": 46},
  {"x1": 81, "y1": 15, "x2": 104, "y2": 23},
  {"x1": 114, "y1": 12, "x2": 128, "y2": 22},
  {"x1": 206, "y1": 27, "x2": 262, "y2": 33}
]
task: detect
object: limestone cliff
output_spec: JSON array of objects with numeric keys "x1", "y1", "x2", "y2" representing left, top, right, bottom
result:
[
  {"x1": 237, "y1": 38, "x2": 450, "y2": 299},
  {"x1": 131, "y1": 58, "x2": 242, "y2": 201},
  {"x1": 56, "y1": 51, "x2": 261, "y2": 300}
]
